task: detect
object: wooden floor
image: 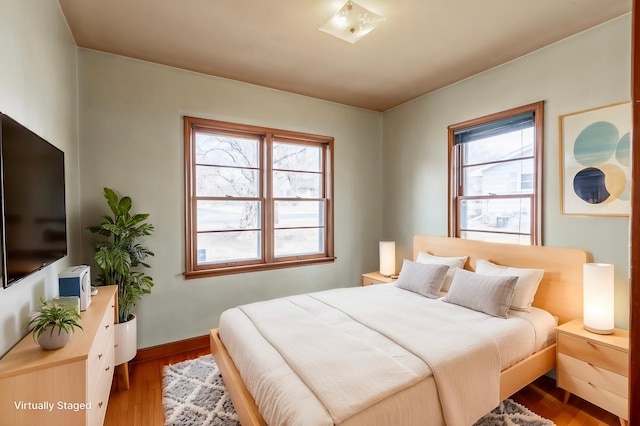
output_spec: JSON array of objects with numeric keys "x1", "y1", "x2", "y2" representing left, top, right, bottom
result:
[{"x1": 104, "y1": 348, "x2": 620, "y2": 426}]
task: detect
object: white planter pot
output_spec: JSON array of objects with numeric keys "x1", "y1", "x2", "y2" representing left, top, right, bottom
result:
[
  {"x1": 37, "y1": 325, "x2": 72, "y2": 350},
  {"x1": 114, "y1": 314, "x2": 137, "y2": 365}
]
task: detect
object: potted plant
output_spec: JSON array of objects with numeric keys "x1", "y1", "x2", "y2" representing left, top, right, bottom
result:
[
  {"x1": 25, "y1": 299, "x2": 83, "y2": 350},
  {"x1": 87, "y1": 187, "x2": 154, "y2": 365}
]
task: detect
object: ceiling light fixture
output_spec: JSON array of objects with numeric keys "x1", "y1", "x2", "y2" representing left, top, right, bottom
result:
[{"x1": 319, "y1": 1, "x2": 385, "y2": 44}]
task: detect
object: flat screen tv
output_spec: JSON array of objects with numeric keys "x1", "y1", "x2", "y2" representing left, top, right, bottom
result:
[{"x1": 0, "y1": 113, "x2": 67, "y2": 287}]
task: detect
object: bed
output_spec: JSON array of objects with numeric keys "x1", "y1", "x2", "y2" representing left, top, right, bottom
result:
[{"x1": 210, "y1": 235, "x2": 592, "y2": 425}]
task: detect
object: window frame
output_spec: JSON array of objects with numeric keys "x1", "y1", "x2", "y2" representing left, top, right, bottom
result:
[
  {"x1": 447, "y1": 101, "x2": 544, "y2": 245},
  {"x1": 184, "y1": 116, "x2": 335, "y2": 278}
]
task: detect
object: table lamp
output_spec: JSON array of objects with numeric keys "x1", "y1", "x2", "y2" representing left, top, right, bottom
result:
[
  {"x1": 583, "y1": 262, "x2": 614, "y2": 334},
  {"x1": 379, "y1": 241, "x2": 396, "y2": 277}
]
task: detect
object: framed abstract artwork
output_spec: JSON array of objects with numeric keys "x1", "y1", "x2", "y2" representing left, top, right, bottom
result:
[{"x1": 559, "y1": 102, "x2": 631, "y2": 216}]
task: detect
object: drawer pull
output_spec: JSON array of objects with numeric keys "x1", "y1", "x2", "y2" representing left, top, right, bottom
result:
[
  {"x1": 105, "y1": 366, "x2": 110, "y2": 372},
  {"x1": 105, "y1": 324, "x2": 110, "y2": 329},
  {"x1": 98, "y1": 353, "x2": 103, "y2": 359},
  {"x1": 98, "y1": 401, "x2": 103, "y2": 408},
  {"x1": 114, "y1": 344, "x2": 119, "y2": 348}
]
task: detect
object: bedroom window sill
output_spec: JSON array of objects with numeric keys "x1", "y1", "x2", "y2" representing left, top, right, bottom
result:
[{"x1": 184, "y1": 256, "x2": 337, "y2": 279}]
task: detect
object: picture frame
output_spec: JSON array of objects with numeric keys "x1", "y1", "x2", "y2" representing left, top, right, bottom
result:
[{"x1": 559, "y1": 102, "x2": 631, "y2": 216}]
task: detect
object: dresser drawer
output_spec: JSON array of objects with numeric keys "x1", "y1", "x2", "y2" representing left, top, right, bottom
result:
[
  {"x1": 88, "y1": 348, "x2": 115, "y2": 426},
  {"x1": 87, "y1": 296, "x2": 115, "y2": 395},
  {"x1": 557, "y1": 370, "x2": 628, "y2": 419},
  {"x1": 557, "y1": 333, "x2": 627, "y2": 376},
  {"x1": 557, "y1": 353, "x2": 627, "y2": 398},
  {"x1": 88, "y1": 327, "x2": 114, "y2": 397}
]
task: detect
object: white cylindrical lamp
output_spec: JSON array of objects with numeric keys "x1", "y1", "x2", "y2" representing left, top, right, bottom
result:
[
  {"x1": 379, "y1": 241, "x2": 396, "y2": 277},
  {"x1": 583, "y1": 262, "x2": 614, "y2": 335}
]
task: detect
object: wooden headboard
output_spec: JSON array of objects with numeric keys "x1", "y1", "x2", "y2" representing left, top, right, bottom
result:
[{"x1": 413, "y1": 235, "x2": 593, "y2": 325}]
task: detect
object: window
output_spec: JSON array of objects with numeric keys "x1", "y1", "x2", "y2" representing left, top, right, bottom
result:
[
  {"x1": 184, "y1": 117, "x2": 334, "y2": 278},
  {"x1": 448, "y1": 102, "x2": 543, "y2": 245}
]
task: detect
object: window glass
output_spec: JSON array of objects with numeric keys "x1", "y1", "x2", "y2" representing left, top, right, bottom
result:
[
  {"x1": 196, "y1": 200, "x2": 261, "y2": 232},
  {"x1": 459, "y1": 197, "x2": 531, "y2": 235},
  {"x1": 274, "y1": 228, "x2": 325, "y2": 257},
  {"x1": 197, "y1": 231, "x2": 262, "y2": 264},
  {"x1": 462, "y1": 159, "x2": 534, "y2": 196},
  {"x1": 195, "y1": 166, "x2": 259, "y2": 197},
  {"x1": 195, "y1": 133, "x2": 259, "y2": 167},
  {"x1": 273, "y1": 171, "x2": 322, "y2": 198},
  {"x1": 463, "y1": 128, "x2": 534, "y2": 165},
  {"x1": 274, "y1": 201, "x2": 325, "y2": 228},
  {"x1": 273, "y1": 142, "x2": 321, "y2": 172}
]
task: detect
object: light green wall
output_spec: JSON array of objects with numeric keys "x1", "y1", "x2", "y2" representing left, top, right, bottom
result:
[
  {"x1": 77, "y1": 50, "x2": 383, "y2": 348},
  {"x1": 381, "y1": 15, "x2": 631, "y2": 328},
  {"x1": 0, "y1": 0, "x2": 80, "y2": 356}
]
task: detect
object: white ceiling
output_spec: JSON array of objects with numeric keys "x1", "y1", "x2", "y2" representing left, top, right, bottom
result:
[{"x1": 58, "y1": 0, "x2": 631, "y2": 112}]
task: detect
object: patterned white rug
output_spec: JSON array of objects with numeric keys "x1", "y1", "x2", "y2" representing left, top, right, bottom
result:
[
  {"x1": 162, "y1": 355, "x2": 555, "y2": 426},
  {"x1": 163, "y1": 355, "x2": 239, "y2": 425}
]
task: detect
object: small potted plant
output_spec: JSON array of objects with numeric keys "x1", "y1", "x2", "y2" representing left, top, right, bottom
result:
[{"x1": 25, "y1": 299, "x2": 83, "y2": 350}]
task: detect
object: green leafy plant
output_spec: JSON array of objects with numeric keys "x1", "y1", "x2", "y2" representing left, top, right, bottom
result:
[
  {"x1": 25, "y1": 298, "x2": 83, "y2": 341},
  {"x1": 87, "y1": 187, "x2": 154, "y2": 323}
]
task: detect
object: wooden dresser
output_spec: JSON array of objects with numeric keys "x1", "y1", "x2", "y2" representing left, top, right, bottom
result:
[
  {"x1": 0, "y1": 285, "x2": 117, "y2": 426},
  {"x1": 556, "y1": 319, "x2": 629, "y2": 426}
]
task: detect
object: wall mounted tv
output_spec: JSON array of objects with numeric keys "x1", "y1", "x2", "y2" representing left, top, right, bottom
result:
[{"x1": 0, "y1": 113, "x2": 67, "y2": 288}]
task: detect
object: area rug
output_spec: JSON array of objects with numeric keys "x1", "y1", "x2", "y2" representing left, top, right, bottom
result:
[{"x1": 162, "y1": 355, "x2": 555, "y2": 426}]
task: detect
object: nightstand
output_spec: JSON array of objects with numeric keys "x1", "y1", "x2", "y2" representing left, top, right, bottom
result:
[
  {"x1": 556, "y1": 319, "x2": 629, "y2": 426},
  {"x1": 361, "y1": 271, "x2": 396, "y2": 286}
]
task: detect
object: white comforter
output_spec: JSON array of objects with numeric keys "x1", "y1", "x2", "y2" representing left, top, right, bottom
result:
[{"x1": 219, "y1": 283, "x2": 554, "y2": 426}]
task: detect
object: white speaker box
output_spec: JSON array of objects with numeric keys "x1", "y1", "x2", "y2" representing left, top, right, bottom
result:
[{"x1": 59, "y1": 265, "x2": 91, "y2": 311}]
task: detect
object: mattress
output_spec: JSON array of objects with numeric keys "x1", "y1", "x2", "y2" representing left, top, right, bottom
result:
[{"x1": 218, "y1": 283, "x2": 556, "y2": 426}]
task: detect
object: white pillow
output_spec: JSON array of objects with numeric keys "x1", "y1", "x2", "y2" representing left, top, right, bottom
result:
[
  {"x1": 475, "y1": 259, "x2": 544, "y2": 312},
  {"x1": 395, "y1": 259, "x2": 449, "y2": 298},
  {"x1": 416, "y1": 251, "x2": 468, "y2": 292},
  {"x1": 444, "y1": 268, "x2": 518, "y2": 318}
]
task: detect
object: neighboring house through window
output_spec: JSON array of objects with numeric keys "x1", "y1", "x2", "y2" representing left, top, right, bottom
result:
[
  {"x1": 448, "y1": 101, "x2": 544, "y2": 245},
  {"x1": 184, "y1": 117, "x2": 335, "y2": 278}
]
